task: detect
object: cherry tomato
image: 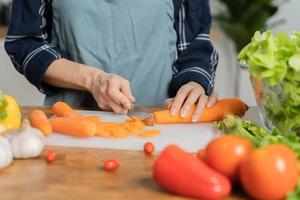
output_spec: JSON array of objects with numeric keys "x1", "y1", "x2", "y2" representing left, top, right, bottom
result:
[
  {"x1": 240, "y1": 144, "x2": 298, "y2": 200},
  {"x1": 44, "y1": 150, "x2": 56, "y2": 163},
  {"x1": 205, "y1": 135, "x2": 252, "y2": 181},
  {"x1": 103, "y1": 159, "x2": 120, "y2": 172},
  {"x1": 144, "y1": 142, "x2": 155, "y2": 155}
]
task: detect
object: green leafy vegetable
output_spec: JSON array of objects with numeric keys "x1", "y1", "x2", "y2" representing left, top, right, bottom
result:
[
  {"x1": 215, "y1": 115, "x2": 300, "y2": 199},
  {"x1": 215, "y1": 115, "x2": 300, "y2": 159},
  {"x1": 287, "y1": 181, "x2": 300, "y2": 200},
  {"x1": 239, "y1": 31, "x2": 300, "y2": 134}
]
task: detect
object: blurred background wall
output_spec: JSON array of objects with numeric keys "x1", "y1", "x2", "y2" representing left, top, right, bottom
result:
[{"x1": 0, "y1": 0, "x2": 299, "y2": 106}]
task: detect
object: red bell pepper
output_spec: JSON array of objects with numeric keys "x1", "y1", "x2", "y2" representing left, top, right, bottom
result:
[{"x1": 153, "y1": 145, "x2": 231, "y2": 200}]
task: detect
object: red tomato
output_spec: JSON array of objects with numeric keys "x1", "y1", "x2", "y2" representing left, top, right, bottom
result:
[
  {"x1": 103, "y1": 159, "x2": 120, "y2": 172},
  {"x1": 196, "y1": 149, "x2": 205, "y2": 160},
  {"x1": 144, "y1": 142, "x2": 155, "y2": 155},
  {"x1": 205, "y1": 135, "x2": 252, "y2": 181},
  {"x1": 44, "y1": 150, "x2": 56, "y2": 163},
  {"x1": 240, "y1": 144, "x2": 298, "y2": 200}
]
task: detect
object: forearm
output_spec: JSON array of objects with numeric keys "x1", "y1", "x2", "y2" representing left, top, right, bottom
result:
[{"x1": 43, "y1": 59, "x2": 106, "y2": 91}]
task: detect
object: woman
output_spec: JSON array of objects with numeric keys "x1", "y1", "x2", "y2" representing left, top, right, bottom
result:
[{"x1": 5, "y1": 0, "x2": 218, "y2": 122}]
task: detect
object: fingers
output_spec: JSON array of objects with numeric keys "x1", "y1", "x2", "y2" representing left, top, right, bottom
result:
[
  {"x1": 120, "y1": 79, "x2": 135, "y2": 103},
  {"x1": 192, "y1": 95, "x2": 208, "y2": 122},
  {"x1": 95, "y1": 74, "x2": 135, "y2": 113},
  {"x1": 164, "y1": 98, "x2": 174, "y2": 109},
  {"x1": 170, "y1": 84, "x2": 193, "y2": 116},
  {"x1": 97, "y1": 96, "x2": 111, "y2": 111},
  {"x1": 108, "y1": 99, "x2": 128, "y2": 114},
  {"x1": 97, "y1": 93, "x2": 127, "y2": 114},
  {"x1": 206, "y1": 92, "x2": 219, "y2": 108},
  {"x1": 107, "y1": 77, "x2": 132, "y2": 109},
  {"x1": 181, "y1": 89, "x2": 202, "y2": 117}
]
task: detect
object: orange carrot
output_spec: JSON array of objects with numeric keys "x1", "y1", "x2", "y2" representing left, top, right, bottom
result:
[
  {"x1": 122, "y1": 116, "x2": 145, "y2": 134},
  {"x1": 95, "y1": 122, "x2": 129, "y2": 138},
  {"x1": 29, "y1": 110, "x2": 52, "y2": 136},
  {"x1": 154, "y1": 98, "x2": 248, "y2": 124},
  {"x1": 50, "y1": 117, "x2": 96, "y2": 137},
  {"x1": 142, "y1": 117, "x2": 154, "y2": 126},
  {"x1": 138, "y1": 130, "x2": 160, "y2": 138},
  {"x1": 85, "y1": 115, "x2": 101, "y2": 123},
  {"x1": 52, "y1": 102, "x2": 81, "y2": 117},
  {"x1": 94, "y1": 116, "x2": 148, "y2": 138}
]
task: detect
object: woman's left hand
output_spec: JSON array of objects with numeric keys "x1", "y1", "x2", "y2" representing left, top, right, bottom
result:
[{"x1": 165, "y1": 82, "x2": 219, "y2": 122}]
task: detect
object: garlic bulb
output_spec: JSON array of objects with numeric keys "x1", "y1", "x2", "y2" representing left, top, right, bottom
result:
[
  {"x1": 6, "y1": 119, "x2": 45, "y2": 159},
  {"x1": 0, "y1": 137, "x2": 13, "y2": 169}
]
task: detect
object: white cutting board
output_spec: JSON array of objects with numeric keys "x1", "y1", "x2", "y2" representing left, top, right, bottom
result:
[{"x1": 46, "y1": 110, "x2": 221, "y2": 153}]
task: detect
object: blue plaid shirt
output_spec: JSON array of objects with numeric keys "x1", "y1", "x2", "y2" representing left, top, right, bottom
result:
[{"x1": 5, "y1": 0, "x2": 218, "y2": 97}]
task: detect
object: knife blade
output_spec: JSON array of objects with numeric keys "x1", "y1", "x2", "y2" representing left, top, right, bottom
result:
[{"x1": 127, "y1": 106, "x2": 154, "y2": 126}]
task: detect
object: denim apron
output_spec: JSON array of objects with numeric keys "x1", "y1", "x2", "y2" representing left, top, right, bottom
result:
[{"x1": 46, "y1": 0, "x2": 177, "y2": 107}]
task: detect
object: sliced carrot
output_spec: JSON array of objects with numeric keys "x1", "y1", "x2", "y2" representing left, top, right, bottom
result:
[
  {"x1": 52, "y1": 102, "x2": 81, "y2": 117},
  {"x1": 138, "y1": 130, "x2": 160, "y2": 138},
  {"x1": 29, "y1": 110, "x2": 52, "y2": 136},
  {"x1": 122, "y1": 116, "x2": 145, "y2": 134},
  {"x1": 85, "y1": 115, "x2": 101, "y2": 123},
  {"x1": 50, "y1": 117, "x2": 96, "y2": 137},
  {"x1": 153, "y1": 98, "x2": 248, "y2": 124},
  {"x1": 50, "y1": 102, "x2": 161, "y2": 138},
  {"x1": 142, "y1": 117, "x2": 154, "y2": 126},
  {"x1": 95, "y1": 122, "x2": 129, "y2": 138}
]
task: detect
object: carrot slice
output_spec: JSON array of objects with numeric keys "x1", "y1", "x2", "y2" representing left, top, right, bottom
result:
[
  {"x1": 29, "y1": 110, "x2": 52, "y2": 136},
  {"x1": 85, "y1": 115, "x2": 101, "y2": 123},
  {"x1": 122, "y1": 116, "x2": 145, "y2": 134},
  {"x1": 153, "y1": 98, "x2": 248, "y2": 124},
  {"x1": 142, "y1": 117, "x2": 154, "y2": 126},
  {"x1": 95, "y1": 122, "x2": 129, "y2": 138}
]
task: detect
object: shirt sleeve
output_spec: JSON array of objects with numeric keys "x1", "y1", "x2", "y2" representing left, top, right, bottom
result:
[
  {"x1": 170, "y1": 0, "x2": 218, "y2": 97},
  {"x1": 4, "y1": 0, "x2": 66, "y2": 94}
]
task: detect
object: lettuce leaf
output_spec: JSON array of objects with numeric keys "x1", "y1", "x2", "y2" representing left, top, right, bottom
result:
[{"x1": 238, "y1": 31, "x2": 300, "y2": 134}]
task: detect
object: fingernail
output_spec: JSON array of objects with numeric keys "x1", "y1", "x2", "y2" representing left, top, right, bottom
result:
[
  {"x1": 171, "y1": 107, "x2": 177, "y2": 116},
  {"x1": 126, "y1": 103, "x2": 131, "y2": 109},
  {"x1": 192, "y1": 115, "x2": 199, "y2": 123},
  {"x1": 181, "y1": 109, "x2": 188, "y2": 118}
]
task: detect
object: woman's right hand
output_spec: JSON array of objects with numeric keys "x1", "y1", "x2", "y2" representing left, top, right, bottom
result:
[
  {"x1": 44, "y1": 59, "x2": 135, "y2": 114},
  {"x1": 88, "y1": 72, "x2": 135, "y2": 114}
]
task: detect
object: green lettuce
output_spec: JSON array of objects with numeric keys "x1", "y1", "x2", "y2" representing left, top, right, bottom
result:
[{"x1": 238, "y1": 31, "x2": 300, "y2": 134}]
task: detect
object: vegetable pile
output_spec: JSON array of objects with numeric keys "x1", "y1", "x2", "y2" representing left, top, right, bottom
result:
[
  {"x1": 0, "y1": 93, "x2": 45, "y2": 170},
  {"x1": 215, "y1": 115, "x2": 300, "y2": 200},
  {"x1": 45, "y1": 99, "x2": 247, "y2": 138},
  {"x1": 49, "y1": 102, "x2": 160, "y2": 138},
  {"x1": 216, "y1": 115, "x2": 300, "y2": 158},
  {"x1": 153, "y1": 145, "x2": 231, "y2": 200},
  {"x1": 0, "y1": 119, "x2": 46, "y2": 169},
  {"x1": 238, "y1": 31, "x2": 300, "y2": 133},
  {"x1": 153, "y1": 125, "x2": 300, "y2": 200}
]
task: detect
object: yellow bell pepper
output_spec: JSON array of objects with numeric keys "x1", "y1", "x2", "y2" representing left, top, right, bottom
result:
[{"x1": 0, "y1": 93, "x2": 21, "y2": 133}]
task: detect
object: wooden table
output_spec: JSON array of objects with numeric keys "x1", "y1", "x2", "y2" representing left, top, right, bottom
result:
[{"x1": 0, "y1": 106, "x2": 252, "y2": 200}]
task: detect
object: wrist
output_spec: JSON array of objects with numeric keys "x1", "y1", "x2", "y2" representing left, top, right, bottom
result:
[{"x1": 79, "y1": 64, "x2": 106, "y2": 91}]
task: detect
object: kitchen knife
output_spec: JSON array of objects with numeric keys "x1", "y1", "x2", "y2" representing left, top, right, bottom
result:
[{"x1": 127, "y1": 106, "x2": 155, "y2": 126}]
